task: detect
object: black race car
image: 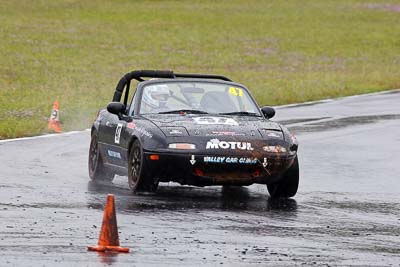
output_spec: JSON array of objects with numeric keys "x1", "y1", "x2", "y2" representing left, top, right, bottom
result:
[{"x1": 89, "y1": 70, "x2": 299, "y2": 198}]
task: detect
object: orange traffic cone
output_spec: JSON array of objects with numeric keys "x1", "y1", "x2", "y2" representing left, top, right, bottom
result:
[
  {"x1": 48, "y1": 100, "x2": 62, "y2": 133},
  {"x1": 88, "y1": 194, "x2": 129, "y2": 253}
]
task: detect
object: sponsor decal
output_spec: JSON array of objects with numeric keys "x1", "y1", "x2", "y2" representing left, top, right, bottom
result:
[
  {"x1": 161, "y1": 127, "x2": 188, "y2": 137},
  {"x1": 126, "y1": 122, "x2": 152, "y2": 138},
  {"x1": 263, "y1": 145, "x2": 287, "y2": 153},
  {"x1": 206, "y1": 139, "x2": 254, "y2": 151},
  {"x1": 193, "y1": 117, "x2": 239, "y2": 126},
  {"x1": 206, "y1": 131, "x2": 245, "y2": 137},
  {"x1": 108, "y1": 150, "x2": 122, "y2": 159},
  {"x1": 134, "y1": 126, "x2": 153, "y2": 138},
  {"x1": 204, "y1": 156, "x2": 258, "y2": 164},
  {"x1": 267, "y1": 132, "x2": 281, "y2": 138},
  {"x1": 169, "y1": 129, "x2": 183, "y2": 135},
  {"x1": 114, "y1": 123, "x2": 123, "y2": 144},
  {"x1": 228, "y1": 87, "x2": 244, "y2": 97},
  {"x1": 204, "y1": 156, "x2": 225, "y2": 163}
]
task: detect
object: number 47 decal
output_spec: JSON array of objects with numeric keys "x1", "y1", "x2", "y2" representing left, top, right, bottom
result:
[{"x1": 229, "y1": 87, "x2": 243, "y2": 97}]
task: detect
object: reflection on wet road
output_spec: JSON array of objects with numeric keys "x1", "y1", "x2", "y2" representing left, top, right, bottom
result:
[
  {"x1": 0, "y1": 90, "x2": 400, "y2": 266},
  {"x1": 86, "y1": 181, "x2": 298, "y2": 213}
]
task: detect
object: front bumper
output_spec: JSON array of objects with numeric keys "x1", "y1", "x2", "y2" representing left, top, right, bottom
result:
[{"x1": 143, "y1": 150, "x2": 296, "y2": 186}]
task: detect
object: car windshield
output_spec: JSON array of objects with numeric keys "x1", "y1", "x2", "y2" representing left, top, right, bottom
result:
[{"x1": 138, "y1": 81, "x2": 262, "y2": 116}]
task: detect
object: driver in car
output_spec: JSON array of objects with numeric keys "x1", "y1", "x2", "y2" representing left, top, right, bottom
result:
[{"x1": 141, "y1": 84, "x2": 171, "y2": 113}]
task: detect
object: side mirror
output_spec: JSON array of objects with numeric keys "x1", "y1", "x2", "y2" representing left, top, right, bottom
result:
[
  {"x1": 261, "y1": 106, "x2": 275, "y2": 119},
  {"x1": 107, "y1": 102, "x2": 125, "y2": 116}
]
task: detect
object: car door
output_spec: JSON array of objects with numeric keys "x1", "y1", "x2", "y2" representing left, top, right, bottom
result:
[
  {"x1": 101, "y1": 86, "x2": 139, "y2": 168},
  {"x1": 97, "y1": 109, "x2": 127, "y2": 167}
]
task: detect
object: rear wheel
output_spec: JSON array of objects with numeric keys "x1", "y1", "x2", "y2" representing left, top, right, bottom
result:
[
  {"x1": 267, "y1": 156, "x2": 299, "y2": 198},
  {"x1": 128, "y1": 140, "x2": 158, "y2": 193},
  {"x1": 88, "y1": 134, "x2": 114, "y2": 182}
]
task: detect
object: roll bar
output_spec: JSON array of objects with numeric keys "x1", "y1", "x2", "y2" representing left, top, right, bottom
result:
[{"x1": 112, "y1": 70, "x2": 232, "y2": 102}]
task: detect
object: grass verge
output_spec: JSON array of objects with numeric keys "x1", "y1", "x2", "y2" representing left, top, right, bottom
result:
[{"x1": 1, "y1": 0, "x2": 400, "y2": 138}]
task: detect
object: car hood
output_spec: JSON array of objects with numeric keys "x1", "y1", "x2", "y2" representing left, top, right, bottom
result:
[{"x1": 141, "y1": 114, "x2": 282, "y2": 137}]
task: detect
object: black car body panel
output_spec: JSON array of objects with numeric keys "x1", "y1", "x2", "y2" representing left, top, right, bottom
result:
[{"x1": 90, "y1": 70, "x2": 299, "y2": 190}]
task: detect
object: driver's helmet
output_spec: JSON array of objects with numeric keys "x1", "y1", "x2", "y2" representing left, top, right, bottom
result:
[{"x1": 142, "y1": 84, "x2": 170, "y2": 109}]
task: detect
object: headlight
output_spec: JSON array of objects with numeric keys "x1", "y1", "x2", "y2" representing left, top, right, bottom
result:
[
  {"x1": 262, "y1": 145, "x2": 287, "y2": 153},
  {"x1": 168, "y1": 143, "x2": 196, "y2": 150}
]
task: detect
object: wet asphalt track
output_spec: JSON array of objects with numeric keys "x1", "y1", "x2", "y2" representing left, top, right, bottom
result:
[{"x1": 0, "y1": 90, "x2": 400, "y2": 266}]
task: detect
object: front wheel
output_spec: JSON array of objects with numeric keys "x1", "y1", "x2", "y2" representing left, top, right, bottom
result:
[
  {"x1": 267, "y1": 156, "x2": 299, "y2": 198},
  {"x1": 128, "y1": 140, "x2": 158, "y2": 193},
  {"x1": 88, "y1": 134, "x2": 114, "y2": 182}
]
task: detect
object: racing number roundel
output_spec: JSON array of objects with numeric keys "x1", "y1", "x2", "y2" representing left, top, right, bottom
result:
[{"x1": 115, "y1": 123, "x2": 123, "y2": 144}]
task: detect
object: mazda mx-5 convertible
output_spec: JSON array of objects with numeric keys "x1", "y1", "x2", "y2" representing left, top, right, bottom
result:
[{"x1": 89, "y1": 70, "x2": 299, "y2": 198}]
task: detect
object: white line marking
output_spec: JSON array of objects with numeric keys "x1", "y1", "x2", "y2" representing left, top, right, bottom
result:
[{"x1": 0, "y1": 129, "x2": 90, "y2": 144}]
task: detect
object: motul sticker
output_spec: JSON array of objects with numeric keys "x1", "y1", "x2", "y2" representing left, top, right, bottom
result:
[
  {"x1": 114, "y1": 123, "x2": 123, "y2": 144},
  {"x1": 206, "y1": 139, "x2": 254, "y2": 151}
]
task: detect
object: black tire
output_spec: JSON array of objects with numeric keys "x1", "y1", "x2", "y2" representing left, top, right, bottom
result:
[
  {"x1": 128, "y1": 140, "x2": 158, "y2": 193},
  {"x1": 267, "y1": 156, "x2": 299, "y2": 198},
  {"x1": 88, "y1": 134, "x2": 114, "y2": 182}
]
